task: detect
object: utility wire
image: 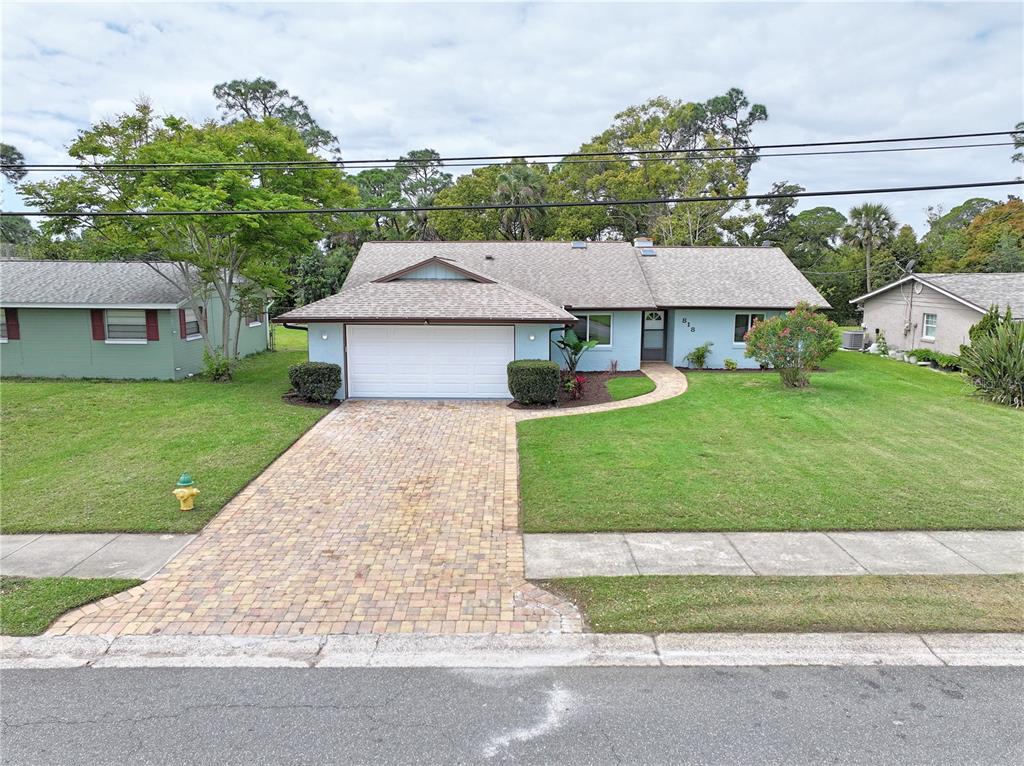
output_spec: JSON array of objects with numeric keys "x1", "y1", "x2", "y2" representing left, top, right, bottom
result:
[
  {"x1": 3, "y1": 180, "x2": 1020, "y2": 218},
  {"x1": 6, "y1": 130, "x2": 1020, "y2": 171},
  {"x1": 5, "y1": 141, "x2": 1015, "y2": 174}
]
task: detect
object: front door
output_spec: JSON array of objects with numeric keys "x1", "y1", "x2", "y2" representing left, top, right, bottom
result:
[{"x1": 641, "y1": 310, "x2": 666, "y2": 361}]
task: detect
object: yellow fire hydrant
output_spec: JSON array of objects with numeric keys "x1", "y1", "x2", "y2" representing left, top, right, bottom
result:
[{"x1": 172, "y1": 473, "x2": 200, "y2": 512}]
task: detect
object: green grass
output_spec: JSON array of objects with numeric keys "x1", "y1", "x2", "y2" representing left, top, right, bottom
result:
[
  {"x1": 0, "y1": 576, "x2": 141, "y2": 636},
  {"x1": 519, "y1": 352, "x2": 1024, "y2": 532},
  {"x1": 0, "y1": 327, "x2": 322, "y2": 534},
  {"x1": 606, "y1": 375, "x2": 656, "y2": 401},
  {"x1": 545, "y1": 575, "x2": 1024, "y2": 633}
]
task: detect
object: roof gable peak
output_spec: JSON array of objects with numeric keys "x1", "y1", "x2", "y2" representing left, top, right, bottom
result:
[{"x1": 372, "y1": 256, "x2": 496, "y2": 284}]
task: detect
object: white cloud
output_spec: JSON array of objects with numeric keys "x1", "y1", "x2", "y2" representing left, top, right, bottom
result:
[{"x1": 2, "y1": 1, "x2": 1021, "y2": 230}]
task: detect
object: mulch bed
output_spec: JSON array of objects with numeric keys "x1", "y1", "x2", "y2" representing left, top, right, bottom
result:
[
  {"x1": 508, "y1": 370, "x2": 646, "y2": 410},
  {"x1": 281, "y1": 391, "x2": 341, "y2": 410}
]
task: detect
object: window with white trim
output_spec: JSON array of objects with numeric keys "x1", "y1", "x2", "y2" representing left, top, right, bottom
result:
[
  {"x1": 0, "y1": 308, "x2": 7, "y2": 340},
  {"x1": 922, "y1": 313, "x2": 938, "y2": 339},
  {"x1": 245, "y1": 309, "x2": 262, "y2": 327},
  {"x1": 105, "y1": 309, "x2": 147, "y2": 340},
  {"x1": 572, "y1": 314, "x2": 612, "y2": 346},
  {"x1": 734, "y1": 313, "x2": 766, "y2": 343},
  {"x1": 183, "y1": 308, "x2": 201, "y2": 339}
]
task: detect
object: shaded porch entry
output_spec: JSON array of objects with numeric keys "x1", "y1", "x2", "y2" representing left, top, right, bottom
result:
[{"x1": 641, "y1": 310, "x2": 666, "y2": 361}]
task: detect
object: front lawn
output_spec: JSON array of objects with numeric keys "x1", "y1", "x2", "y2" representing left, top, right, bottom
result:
[
  {"x1": 519, "y1": 352, "x2": 1023, "y2": 532},
  {"x1": 0, "y1": 576, "x2": 141, "y2": 636},
  {"x1": 606, "y1": 375, "x2": 656, "y2": 401},
  {"x1": 0, "y1": 327, "x2": 322, "y2": 534},
  {"x1": 546, "y1": 575, "x2": 1024, "y2": 633}
]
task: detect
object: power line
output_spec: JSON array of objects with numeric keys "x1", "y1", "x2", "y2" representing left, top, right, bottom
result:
[
  {"x1": 6, "y1": 141, "x2": 1015, "y2": 175},
  {"x1": 6, "y1": 130, "x2": 1020, "y2": 172},
  {"x1": 3, "y1": 180, "x2": 1020, "y2": 219}
]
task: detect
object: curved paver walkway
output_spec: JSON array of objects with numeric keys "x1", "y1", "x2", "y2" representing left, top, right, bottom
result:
[
  {"x1": 514, "y1": 362, "x2": 688, "y2": 421},
  {"x1": 50, "y1": 401, "x2": 581, "y2": 637}
]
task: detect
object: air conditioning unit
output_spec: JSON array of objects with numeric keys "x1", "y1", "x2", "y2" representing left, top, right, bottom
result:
[{"x1": 842, "y1": 330, "x2": 866, "y2": 351}]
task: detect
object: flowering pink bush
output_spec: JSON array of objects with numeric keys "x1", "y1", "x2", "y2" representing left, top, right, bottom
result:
[
  {"x1": 744, "y1": 302, "x2": 840, "y2": 387},
  {"x1": 563, "y1": 374, "x2": 587, "y2": 400}
]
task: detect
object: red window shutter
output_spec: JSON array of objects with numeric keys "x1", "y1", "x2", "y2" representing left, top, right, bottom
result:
[
  {"x1": 179, "y1": 309, "x2": 187, "y2": 337},
  {"x1": 6, "y1": 308, "x2": 20, "y2": 340},
  {"x1": 145, "y1": 309, "x2": 159, "y2": 341},
  {"x1": 90, "y1": 309, "x2": 106, "y2": 341}
]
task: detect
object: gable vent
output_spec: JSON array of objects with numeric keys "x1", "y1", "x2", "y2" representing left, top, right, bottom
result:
[{"x1": 571, "y1": 240, "x2": 587, "y2": 250}]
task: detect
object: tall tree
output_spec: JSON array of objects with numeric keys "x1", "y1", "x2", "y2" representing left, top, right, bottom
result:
[
  {"x1": 19, "y1": 101, "x2": 360, "y2": 361},
  {"x1": 492, "y1": 161, "x2": 547, "y2": 240},
  {"x1": 213, "y1": 78, "x2": 339, "y2": 154},
  {"x1": 1, "y1": 143, "x2": 27, "y2": 184},
  {"x1": 920, "y1": 197, "x2": 997, "y2": 271},
  {"x1": 843, "y1": 203, "x2": 897, "y2": 291},
  {"x1": 1013, "y1": 121, "x2": 1024, "y2": 167}
]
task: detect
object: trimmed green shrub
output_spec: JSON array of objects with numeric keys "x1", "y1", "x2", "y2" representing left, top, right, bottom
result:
[
  {"x1": 288, "y1": 361, "x2": 341, "y2": 403},
  {"x1": 744, "y1": 302, "x2": 840, "y2": 388},
  {"x1": 723, "y1": 358, "x2": 738, "y2": 371},
  {"x1": 909, "y1": 348, "x2": 961, "y2": 370},
  {"x1": 203, "y1": 349, "x2": 234, "y2": 381},
  {"x1": 508, "y1": 360, "x2": 560, "y2": 404},
  {"x1": 959, "y1": 321, "x2": 1024, "y2": 408},
  {"x1": 685, "y1": 342, "x2": 714, "y2": 369}
]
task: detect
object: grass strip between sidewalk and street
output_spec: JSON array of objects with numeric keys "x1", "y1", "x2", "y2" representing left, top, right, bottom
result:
[
  {"x1": 542, "y1": 575, "x2": 1024, "y2": 633},
  {"x1": 0, "y1": 576, "x2": 141, "y2": 636}
]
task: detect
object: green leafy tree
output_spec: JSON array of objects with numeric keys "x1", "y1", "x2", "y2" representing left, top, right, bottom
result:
[
  {"x1": 354, "y1": 167, "x2": 405, "y2": 238},
  {"x1": 919, "y1": 198, "x2": 996, "y2": 271},
  {"x1": 958, "y1": 199, "x2": 1024, "y2": 272},
  {"x1": 1013, "y1": 121, "x2": 1024, "y2": 167},
  {"x1": 553, "y1": 328, "x2": 598, "y2": 375},
  {"x1": 744, "y1": 303, "x2": 840, "y2": 387},
  {"x1": 431, "y1": 164, "x2": 509, "y2": 240},
  {"x1": 213, "y1": 77, "x2": 339, "y2": 154},
  {"x1": 843, "y1": 203, "x2": 898, "y2": 291},
  {"x1": 1, "y1": 143, "x2": 27, "y2": 184},
  {"x1": 493, "y1": 161, "x2": 548, "y2": 240},
  {"x1": 19, "y1": 101, "x2": 360, "y2": 361}
]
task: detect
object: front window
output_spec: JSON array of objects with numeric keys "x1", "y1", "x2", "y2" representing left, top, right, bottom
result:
[
  {"x1": 573, "y1": 313, "x2": 613, "y2": 346},
  {"x1": 183, "y1": 308, "x2": 201, "y2": 339},
  {"x1": 922, "y1": 313, "x2": 938, "y2": 339},
  {"x1": 245, "y1": 310, "x2": 262, "y2": 327},
  {"x1": 734, "y1": 313, "x2": 766, "y2": 343},
  {"x1": 105, "y1": 309, "x2": 147, "y2": 340},
  {"x1": 0, "y1": 308, "x2": 7, "y2": 340}
]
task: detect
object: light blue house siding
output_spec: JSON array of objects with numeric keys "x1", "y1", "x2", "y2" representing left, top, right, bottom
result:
[
  {"x1": 667, "y1": 308, "x2": 785, "y2": 369},
  {"x1": 307, "y1": 322, "x2": 346, "y2": 400},
  {"x1": 548, "y1": 311, "x2": 643, "y2": 372}
]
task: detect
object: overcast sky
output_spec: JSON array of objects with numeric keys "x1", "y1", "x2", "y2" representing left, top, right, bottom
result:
[{"x1": 2, "y1": 1, "x2": 1022, "y2": 232}]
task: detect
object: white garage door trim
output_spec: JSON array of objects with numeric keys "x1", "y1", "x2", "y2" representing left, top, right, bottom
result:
[{"x1": 347, "y1": 324, "x2": 515, "y2": 399}]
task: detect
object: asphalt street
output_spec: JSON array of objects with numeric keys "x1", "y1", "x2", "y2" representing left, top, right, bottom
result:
[{"x1": 1, "y1": 666, "x2": 1021, "y2": 765}]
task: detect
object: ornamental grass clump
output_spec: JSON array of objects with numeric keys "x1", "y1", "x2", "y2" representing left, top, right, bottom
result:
[
  {"x1": 744, "y1": 302, "x2": 840, "y2": 388},
  {"x1": 959, "y1": 321, "x2": 1024, "y2": 408}
]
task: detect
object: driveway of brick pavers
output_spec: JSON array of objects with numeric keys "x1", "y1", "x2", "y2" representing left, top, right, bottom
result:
[{"x1": 49, "y1": 401, "x2": 581, "y2": 637}]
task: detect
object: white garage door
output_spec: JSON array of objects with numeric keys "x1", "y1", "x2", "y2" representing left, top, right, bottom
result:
[{"x1": 347, "y1": 324, "x2": 514, "y2": 399}]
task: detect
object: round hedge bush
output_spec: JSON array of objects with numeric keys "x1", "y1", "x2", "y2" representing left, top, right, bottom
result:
[{"x1": 507, "y1": 359, "x2": 560, "y2": 404}]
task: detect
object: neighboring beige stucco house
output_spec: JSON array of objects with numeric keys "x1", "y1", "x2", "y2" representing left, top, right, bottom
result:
[{"x1": 851, "y1": 273, "x2": 1023, "y2": 356}]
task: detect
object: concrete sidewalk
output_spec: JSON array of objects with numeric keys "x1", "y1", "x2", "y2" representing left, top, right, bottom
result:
[
  {"x1": 524, "y1": 531, "x2": 1024, "y2": 577},
  {"x1": 0, "y1": 534, "x2": 195, "y2": 580},
  {"x1": 2, "y1": 631, "x2": 1021, "y2": 668}
]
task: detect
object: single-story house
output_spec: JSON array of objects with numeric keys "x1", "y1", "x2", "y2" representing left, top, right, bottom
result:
[
  {"x1": 0, "y1": 260, "x2": 269, "y2": 380},
  {"x1": 275, "y1": 240, "x2": 828, "y2": 400},
  {"x1": 851, "y1": 272, "x2": 1024, "y2": 356}
]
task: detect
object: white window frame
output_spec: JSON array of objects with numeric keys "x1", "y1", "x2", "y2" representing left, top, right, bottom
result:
[
  {"x1": 922, "y1": 312, "x2": 938, "y2": 340},
  {"x1": 573, "y1": 313, "x2": 613, "y2": 348},
  {"x1": 104, "y1": 309, "x2": 148, "y2": 345},
  {"x1": 733, "y1": 313, "x2": 766, "y2": 346},
  {"x1": 183, "y1": 308, "x2": 202, "y2": 341},
  {"x1": 245, "y1": 310, "x2": 263, "y2": 328}
]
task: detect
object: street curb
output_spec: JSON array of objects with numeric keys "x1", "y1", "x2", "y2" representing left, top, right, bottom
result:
[{"x1": 2, "y1": 632, "x2": 1022, "y2": 669}]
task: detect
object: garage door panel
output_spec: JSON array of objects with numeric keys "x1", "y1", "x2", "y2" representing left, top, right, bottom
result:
[{"x1": 347, "y1": 324, "x2": 514, "y2": 399}]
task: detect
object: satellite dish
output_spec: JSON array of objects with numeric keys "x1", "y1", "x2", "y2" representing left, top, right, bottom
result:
[{"x1": 904, "y1": 259, "x2": 917, "y2": 274}]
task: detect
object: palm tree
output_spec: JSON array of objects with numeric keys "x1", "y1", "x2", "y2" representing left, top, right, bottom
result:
[
  {"x1": 493, "y1": 162, "x2": 546, "y2": 241},
  {"x1": 844, "y1": 203, "x2": 898, "y2": 291}
]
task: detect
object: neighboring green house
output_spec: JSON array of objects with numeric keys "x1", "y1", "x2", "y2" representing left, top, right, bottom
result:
[{"x1": 0, "y1": 260, "x2": 269, "y2": 380}]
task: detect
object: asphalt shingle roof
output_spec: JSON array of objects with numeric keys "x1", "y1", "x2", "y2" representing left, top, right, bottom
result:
[
  {"x1": 915, "y1": 273, "x2": 1024, "y2": 316},
  {"x1": 0, "y1": 260, "x2": 186, "y2": 306},
  {"x1": 278, "y1": 279, "x2": 576, "y2": 323},
  {"x1": 638, "y1": 246, "x2": 830, "y2": 308}
]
